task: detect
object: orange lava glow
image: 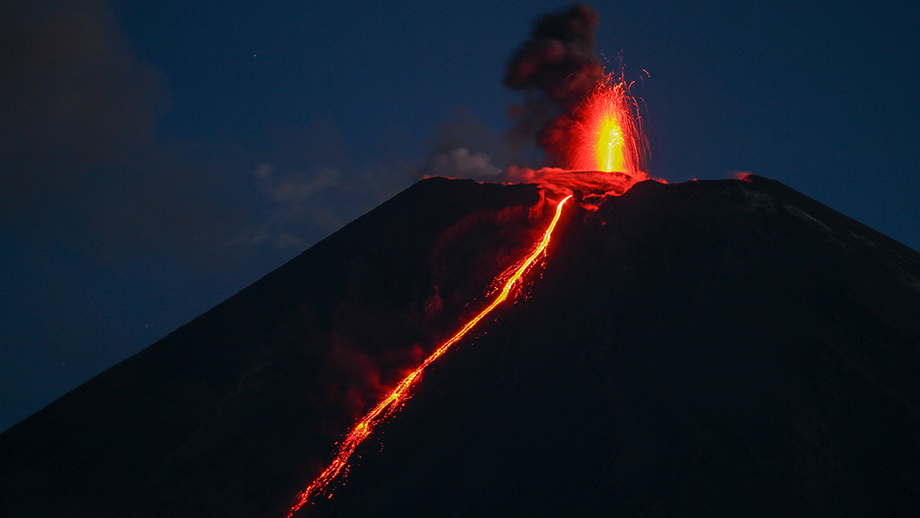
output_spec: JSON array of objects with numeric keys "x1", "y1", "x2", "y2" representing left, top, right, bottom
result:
[
  {"x1": 566, "y1": 78, "x2": 646, "y2": 178},
  {"x1": 288, "y1": 195, "x2": 573, "y2": 516}
]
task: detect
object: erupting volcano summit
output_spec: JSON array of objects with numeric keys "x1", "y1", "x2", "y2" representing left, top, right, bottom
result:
[{"x1": 2, "y1": 4, "x2": 919, "y2": 518}]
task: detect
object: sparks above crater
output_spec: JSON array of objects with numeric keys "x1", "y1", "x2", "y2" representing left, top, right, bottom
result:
[{"x1": 566, "y1": 78, "x2": 647, "y2": 178}]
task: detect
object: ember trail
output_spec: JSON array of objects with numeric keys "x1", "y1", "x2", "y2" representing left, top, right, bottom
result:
[{"x1": 288, "y1": 195, "x2": 573, "y2": 516}]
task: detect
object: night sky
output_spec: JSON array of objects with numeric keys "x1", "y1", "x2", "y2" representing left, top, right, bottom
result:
[{"x1": 2, "y1": 0, "x2": 917, "y2": 433}]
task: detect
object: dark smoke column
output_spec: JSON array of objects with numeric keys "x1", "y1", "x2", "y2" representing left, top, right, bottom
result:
[{"x1": 504, "y1": 4, "x2": 607, "y2": 165}]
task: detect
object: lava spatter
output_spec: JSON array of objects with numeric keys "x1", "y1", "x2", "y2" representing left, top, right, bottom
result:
[{"x1": 566, "y1": 78, "x2": 647, "y2": 178}]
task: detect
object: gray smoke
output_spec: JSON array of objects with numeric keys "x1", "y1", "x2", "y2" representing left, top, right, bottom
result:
[{"x1": 503, "y1": 3, "x2": 607, "y2": 166}]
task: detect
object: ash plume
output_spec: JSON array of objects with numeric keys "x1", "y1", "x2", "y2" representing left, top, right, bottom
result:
[{"x1": 504, "y1": 3, "x2": 606, "y2": 165}]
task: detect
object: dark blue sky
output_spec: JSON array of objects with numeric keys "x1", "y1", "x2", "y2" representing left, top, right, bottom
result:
[{"x1": 2, "y1": 0, "x2": 918, "y2": 432}]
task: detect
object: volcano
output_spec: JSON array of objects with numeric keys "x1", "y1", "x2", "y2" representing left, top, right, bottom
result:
[{"x1": 2, "y1": 175, "x2": 919, "y2": 517}]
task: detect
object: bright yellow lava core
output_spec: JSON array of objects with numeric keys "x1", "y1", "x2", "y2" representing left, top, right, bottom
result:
[{"x1": 595, "y1": 112, "x2": 626, "y2": 172}]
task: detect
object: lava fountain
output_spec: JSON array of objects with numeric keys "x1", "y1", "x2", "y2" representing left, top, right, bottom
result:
[
  {"x1": 566, "y1": 77, "x2": 647, "y2": 178},
  {"x1": 521, "y1": 76, "x2": 650, "y2": 203}
]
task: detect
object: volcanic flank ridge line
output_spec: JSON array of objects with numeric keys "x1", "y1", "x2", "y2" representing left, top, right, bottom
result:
[{"x1": 2, "y1": 175, "x2": 920, "y2": 518}]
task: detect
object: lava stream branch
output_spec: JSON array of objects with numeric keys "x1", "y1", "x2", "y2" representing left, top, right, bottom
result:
[{"x1": 288, "y1": 195, "x2": 573, "y2": 516}]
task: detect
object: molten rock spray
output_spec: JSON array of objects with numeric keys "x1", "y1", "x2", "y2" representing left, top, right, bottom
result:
[{"x1": 502, "y1": 3, "x2": 648, "y2": 199}]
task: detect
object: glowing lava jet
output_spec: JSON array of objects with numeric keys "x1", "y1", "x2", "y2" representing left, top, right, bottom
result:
[
  {"x1": 567, "y1": 78, "x2": 647, "y2": 177},
  {"x1": 288, "y1": 195, "x2": 572, "y2": 516},
  {"x1": 524, "y1": 76, "x2": 650, "y2": 202}
]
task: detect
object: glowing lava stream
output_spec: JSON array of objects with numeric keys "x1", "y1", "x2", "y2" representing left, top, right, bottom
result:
[{"x1": 288, "y1": 195, "x2": 573, "y2": 516}]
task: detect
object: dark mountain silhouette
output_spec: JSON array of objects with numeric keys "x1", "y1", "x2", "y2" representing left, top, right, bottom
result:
[{"x1": 3, "y1": 175, "x2": 919, "y2": 517}]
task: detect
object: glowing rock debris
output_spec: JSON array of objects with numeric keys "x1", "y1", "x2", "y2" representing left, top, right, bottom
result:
[{"x1": 288, "y1": 195, "x2": 573, "y2": 516}]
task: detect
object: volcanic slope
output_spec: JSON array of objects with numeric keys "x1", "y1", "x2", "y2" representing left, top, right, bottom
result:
[
  {"x1": 300, "y1": 175, "x2": 920, "y2": 518},
  {"x1": 0, "y1": 178, "x2": 552, "y2": 518},
  {"x1": 3, "y1": 175, "x2": 920, "y2": 517}
]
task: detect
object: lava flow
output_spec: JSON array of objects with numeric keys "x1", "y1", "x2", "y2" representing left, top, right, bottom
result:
[{"x1": 288, "y1": 195, "x2": 572, "y2": 516}]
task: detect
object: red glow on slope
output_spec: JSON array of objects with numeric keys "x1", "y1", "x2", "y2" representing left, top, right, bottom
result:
[
  {"x1": 288, "y1": 195, "x2": 573, "y2": 516},
  {"x1": 566, "y1": 78, "x2": 647, "y2": 179}
]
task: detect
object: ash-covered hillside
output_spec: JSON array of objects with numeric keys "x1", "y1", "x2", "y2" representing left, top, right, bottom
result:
[{"x1": 3, "y1": 175, "x2": 920, "y2": 517}]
